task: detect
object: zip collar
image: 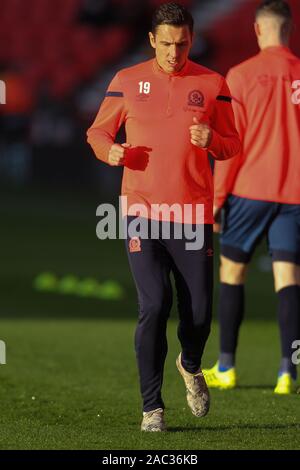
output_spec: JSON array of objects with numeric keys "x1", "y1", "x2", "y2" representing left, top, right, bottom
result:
[{"x1": 152, "y1": 58, "x2": 190, "y2": 78}]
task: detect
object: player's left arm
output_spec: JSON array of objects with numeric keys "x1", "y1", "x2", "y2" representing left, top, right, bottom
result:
[
  {"x1": 207, "y1": 78, "x2": 241, "y2": 161},
  {"x1": 214, "y1": 70, "x2": 246, "y2": 210}
]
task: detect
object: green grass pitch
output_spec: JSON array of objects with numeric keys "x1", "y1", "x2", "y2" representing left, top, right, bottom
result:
[{"x1": 0, "y1": 188, "x2": 299, "y2": 450}]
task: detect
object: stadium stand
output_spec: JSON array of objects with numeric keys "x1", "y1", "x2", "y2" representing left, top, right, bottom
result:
[{"x1": 1, "y1": 0, "x2": 299, "y2": 188}]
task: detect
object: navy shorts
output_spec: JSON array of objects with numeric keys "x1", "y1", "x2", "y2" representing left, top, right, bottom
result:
[{"x1": 220, "y1": 195, "x2": 300, "y2": 264}]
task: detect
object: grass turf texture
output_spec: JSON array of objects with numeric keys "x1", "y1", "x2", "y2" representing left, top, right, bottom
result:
[{"x1": 0, "y1": 187, "x2": 299, "y2": 449}]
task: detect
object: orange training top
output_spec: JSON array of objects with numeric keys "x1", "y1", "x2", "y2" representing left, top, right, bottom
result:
[
  {"x1": 87, "y1": 58, "x2": 240, "y2": 223},
  {"x1": 214, "y1": 46, "x2": 300, "y2": 208}
]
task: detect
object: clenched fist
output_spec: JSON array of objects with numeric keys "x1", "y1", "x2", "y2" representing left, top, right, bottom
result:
[
  {"x1": 108, "y1": 143, "x2": 131, "y2": 166},
  {"x1": 189, "y1": 117, "x2": 212, "y2": 149}
]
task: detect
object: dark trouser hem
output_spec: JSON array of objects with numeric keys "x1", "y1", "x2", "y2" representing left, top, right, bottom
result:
[
  {"x1": 181, "y1": 352, "x2": 201, "y2": 374},
  {"x1": 143, "y1": 403, "x2": 165, "y2": 413}
]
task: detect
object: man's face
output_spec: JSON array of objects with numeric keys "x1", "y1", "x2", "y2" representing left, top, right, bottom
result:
[{"x1": 149, "y1": 24, "x2": 193, "y2": 74}]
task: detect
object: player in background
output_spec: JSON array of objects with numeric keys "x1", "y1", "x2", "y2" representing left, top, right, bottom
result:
[
  {"x1": 204, "y1": 0, "x2": 300, "y2": 394},
  {"x1": 87, "y1": 3, "x2": 240, "y2": 431}
]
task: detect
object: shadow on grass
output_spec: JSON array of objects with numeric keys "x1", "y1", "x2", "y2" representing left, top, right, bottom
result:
[
  {"x1": 236, "y1": 385, "x2": 274, "y2": 391},
  {"x1": 167, "y1": 422, "x2": 300, "y2": 433}
]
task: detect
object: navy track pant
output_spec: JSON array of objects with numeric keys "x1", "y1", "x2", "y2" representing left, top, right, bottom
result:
[{"x1": 125, "y1": 218, "x2": 213, "y2": 412}]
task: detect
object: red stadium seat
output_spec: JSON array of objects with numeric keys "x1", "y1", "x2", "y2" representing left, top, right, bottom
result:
[
  {"x1": 204, "y1": 0, "x2": 300, "y2": 75},
  {"x1": 49, "y1": 62, "x2": 81, "y2": 98},
  {"x1": 0, "y1": 0, "x2": 165, "y2": 101}
]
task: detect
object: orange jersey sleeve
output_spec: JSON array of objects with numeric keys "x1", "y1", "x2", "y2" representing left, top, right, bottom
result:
[
  {"x1": 87, "y1": 73, "x2": 127, "y2": 163},
  {"x1": 214, "y1": 70, "x2": 246, "y2": 208},
  {"x1": 209, "y1": 79, "x2": 241, "y2": 161}
]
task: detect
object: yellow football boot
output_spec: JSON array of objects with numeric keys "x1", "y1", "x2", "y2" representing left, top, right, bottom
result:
[
  {"x1": 274, "y1": 373, "x2": 295, "y2": 395},
  {"x1": 202, "y1": 362, "x2": 237, "y2": 390}
]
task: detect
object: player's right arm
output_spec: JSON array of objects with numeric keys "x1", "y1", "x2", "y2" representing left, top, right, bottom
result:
[
  {"x1": 214, "y1": 68, "x2": 246, "y2": 209},
  {"x1": 87, "y1": 72, "x2": 128, "y2": 166}
]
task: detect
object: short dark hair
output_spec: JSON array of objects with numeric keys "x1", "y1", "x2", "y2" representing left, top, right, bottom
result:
[
  {"x1": 151, "y1": 2, "x2": 194, "y2": 36},
  {"x1": 256, "y1": 0, "x2": 292, "y2": 23}
]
